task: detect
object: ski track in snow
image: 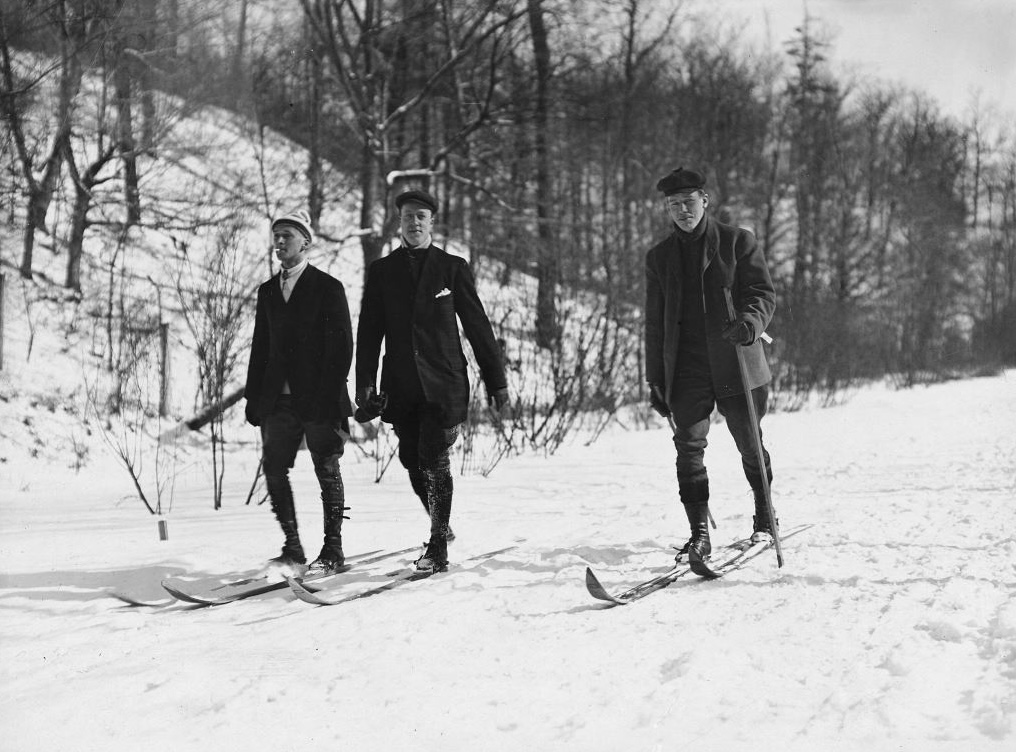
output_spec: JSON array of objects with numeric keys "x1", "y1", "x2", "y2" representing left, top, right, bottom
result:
[{"x1": 1, "y1": 372, "x2": 1014, "y2": 751}]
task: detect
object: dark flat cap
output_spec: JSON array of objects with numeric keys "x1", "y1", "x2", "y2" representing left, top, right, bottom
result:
[
  {"x1": 656, "y1": 167, "x2": 706, "y2": 195},
  {"x1": 395, "y1": 189, "x2": 438, "y2": 213}
]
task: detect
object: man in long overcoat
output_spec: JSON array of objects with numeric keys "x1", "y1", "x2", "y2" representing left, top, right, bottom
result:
[
  {"x1": 244, "y1": 209, "x2": 354, "y2": 575},
  {"x1": 645, "y1": 168, "x2": 777, "y2": 562},
  {"x1": 355, "y1": 190, "x2": 508, "y2": 572}
]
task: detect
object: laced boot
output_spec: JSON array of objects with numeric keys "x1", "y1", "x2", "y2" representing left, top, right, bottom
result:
[
  {"x1": 415, "y1": 535, "x2": 449, "y2": 573},
  {"x1": 308, "y1": 460, "x2": 347, "y2": 576},
  {"x1": 751, "y1": 487, "x2": 778, "y2": 544},
  {"x1": 269, "y1": 521, "x2": 306, "y2": 567},
  {"x1": 674, "y1": 478, "x2": 710, "y2": 564},
  {"x1": 416, "y1": 469, "x2": 452, "y2": 572},
  {"x1": 307, "y1": 505, "x2": 347, "y2": 576},
  {"x1": 266, "y1": 475, "x2": 305, "y2": 566},
  {"x1": 681, "y1": 501, "x2": 712, "y2": 562}
]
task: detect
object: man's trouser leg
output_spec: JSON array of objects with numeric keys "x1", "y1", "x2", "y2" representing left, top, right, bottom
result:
[
  {"x1": 261, "y1": 398, "x2": 305, "y2": 564},
  {"x1": 670, "y1": 373, "x2": 716, "y2": 559},
  {"x1": 717, "y1": 385, "x2": 775, "y2": 534}
]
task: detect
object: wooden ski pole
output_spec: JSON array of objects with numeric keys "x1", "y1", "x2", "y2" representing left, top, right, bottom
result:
[{"x1": 722, "y1": 287, "x2": 784, "y2": 567}]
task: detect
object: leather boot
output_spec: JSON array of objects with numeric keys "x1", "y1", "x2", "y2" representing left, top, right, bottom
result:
[
  {"x1": 409, "y1": 468, "x2": 455, "y2": 542},
  {"x1": 675, "y1": 477, "x2": 710, "y2": 563},
  {"x1": 309, "y1": 456, "x2": 347, "y2": 574},
  {"x1": 682, "y1": 501, "x2": 711, "y2": 560},
  {"x1": 265, "y1": 474, "x2": 305, "y2": 565},
  {"x1": 751, "y1": 486, "x2": 778, "y2": 543},
  {"x1": 415, "y1": 469, "x2": 452, "y2": 572}
]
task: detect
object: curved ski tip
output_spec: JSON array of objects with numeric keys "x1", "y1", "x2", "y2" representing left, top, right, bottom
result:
[
  {"x1": 584, "y1": 567, "x2": 627, "y2": 605},
  {"x1": 287, "y1": 578, "x2": 333, "y2": 606},
  {"x1": 110, "y1": 591, "x2": 174, "y2": 608},
  {"x1": 160, "y1": 581, "x2": 215, "y2": 605},
  {"x1": 688, "y1": 551, "x2": 722, "y2": 580}
]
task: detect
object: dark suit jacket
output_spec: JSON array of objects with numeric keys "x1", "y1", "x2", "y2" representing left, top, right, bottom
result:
[
  {"x1": 356, "y1": 245, "x2": 507, "y2": 427},
  {"x1": 244, "y1": 264, "x2": 353, "y2": 426},
  {"x1": 645, "y1": 215, "x2": 775, "y2": 402}
]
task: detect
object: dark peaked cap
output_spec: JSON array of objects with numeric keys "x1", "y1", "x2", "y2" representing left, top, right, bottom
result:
[
  {"x1": 656, "y1": 167, "x2": 706, "y2": 195},
  {"x1": 395, "y1": 189, "x2": 438, "y2": 213}
]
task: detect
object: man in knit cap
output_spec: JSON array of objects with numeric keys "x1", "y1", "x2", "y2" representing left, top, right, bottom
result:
[
  {"x1": 644, "y1": 168, "x2": 777, "y2": 563},
  {"x1": 244, "y1": 209, "x2": 354, "y2": 576},
  {"x1": 355, "y1": 189, "x2": 509, "y2": 572}
]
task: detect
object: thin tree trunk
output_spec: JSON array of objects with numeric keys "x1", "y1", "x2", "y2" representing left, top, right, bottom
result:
[{"x1": 528, "y1": 0, "x2": 557, "y2": 349}]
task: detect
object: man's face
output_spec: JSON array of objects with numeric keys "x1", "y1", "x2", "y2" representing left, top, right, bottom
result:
[
  {"x1": 400, "y1": 202, "x2": 434, "y2": 247},
  {"x1": 666, "y1": 191, "x2": 708, "y2": 232},
  {"x1": 273, "y1": 225, "x2": 308, "y2": 268}
]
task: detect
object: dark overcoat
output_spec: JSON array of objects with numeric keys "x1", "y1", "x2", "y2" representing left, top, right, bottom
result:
[
  {"x1": 356, "y1": 245, "x2": 507, "y2": 427},
  {"x1": 244, "y1": 265, "x2": 354, "y2": 426},
  {"x1": 645, "y1": 215, "x2": 776, "y2": 404}
]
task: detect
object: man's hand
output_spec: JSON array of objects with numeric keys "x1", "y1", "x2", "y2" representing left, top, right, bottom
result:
[
  {"x1": 354, "y1": 386, "x2": 387, "y2": 423},
  {"x1": 244, "y1": 403, "x2": 261, "y2": 427},
  {"x1": 648, "y1": 384, "x2": 670, "y2": 418},
  {"x1": 487, "y1": 386, "x2": 510, "y2": 412},
  {"x1": 721, "y1": 319, "x2": 754, "y2": 346}
]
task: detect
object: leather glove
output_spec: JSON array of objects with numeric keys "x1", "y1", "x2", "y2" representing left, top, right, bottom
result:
[
  {"x1": 648, "y1": 384, "x2": 670, "y2": 418},
  {"x1": 721, "y1": 319, "x2": 754, "y2": 346},
  {"x1": 244, "y1": 402, "x2": 261, "y2": 427},
  {"x1": 354, "y1": 386, "x2": 387, "y2": 423},
  {"x1": 487, "y1": 386, "x2": 510, "y2": 411}
]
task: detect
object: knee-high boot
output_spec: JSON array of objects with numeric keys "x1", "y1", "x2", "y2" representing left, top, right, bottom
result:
[
  {"x1": 415, "y1": 469, "x2": 452, "y2": 572},
  {"x1": 265, "y1": 473, "x2": 305, "y2": 565},
  {"x1": 311, "y1": 456, "x2": 347, "y2": 570},
  {"x1": 409, "y1": 468, "x2": 455, "y2": 542}
]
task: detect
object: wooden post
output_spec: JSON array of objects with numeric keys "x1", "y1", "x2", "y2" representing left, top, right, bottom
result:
[{"x1": 159, "y1": 322, "x2": 170, "y2": 416}]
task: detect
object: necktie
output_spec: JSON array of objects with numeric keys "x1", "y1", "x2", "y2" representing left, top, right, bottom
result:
[{"x1": 281, "y1": 269, "x2": 290, "y2": 298}]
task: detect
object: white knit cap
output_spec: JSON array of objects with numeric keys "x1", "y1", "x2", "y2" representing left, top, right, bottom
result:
[{"x1": 271, "y1": 209, "x2": 314, "y2": 244}]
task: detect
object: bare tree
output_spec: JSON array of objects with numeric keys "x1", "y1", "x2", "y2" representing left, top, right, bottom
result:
[
  {"x1": 175, "y1": 216, "x2": 260, "y2": 509},
  {"x1": 299, "y1": 0, "x2": 526, "y2": 282},
  {"x1": 0, "y1": 0, "x2": 85, "y2": 279},
  {"x1": 527, "y1": 0, "x2": 558, "y2": 348}
]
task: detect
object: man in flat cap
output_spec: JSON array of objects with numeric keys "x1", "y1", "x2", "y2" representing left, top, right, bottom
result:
[
  {"x1": 244, "y1": 208, "x2": 354, "y2": 576},
  {"x1": 644, "y1": 167, "x2": 777, "y2": 563},
  {"x1": 355, "y1": 189, "x2": 509, "y2": 572}
]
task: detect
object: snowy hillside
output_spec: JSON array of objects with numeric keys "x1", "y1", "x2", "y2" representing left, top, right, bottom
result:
[{"x1": 1, "y1": 369, "x2": 1013, "y2": 751}]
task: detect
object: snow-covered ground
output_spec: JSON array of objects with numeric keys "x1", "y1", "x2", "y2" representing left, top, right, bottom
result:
[{"x1": 1, "y1": 369, "x2": 1013, "y2": 751}]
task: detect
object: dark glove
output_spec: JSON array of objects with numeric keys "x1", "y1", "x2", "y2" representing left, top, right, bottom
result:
[
  {"x1": 244, "y1": 402, "x2": 261, "y2": 427},
  {"x1": 354, "y1": 386, "x2": 387, "y2": 423},
  {"x1": 648, "y1": 384, "x2": 670, "y2": 418},
  {"x1": 487, "y1": 386, "x2": 510, "y2": 411},
  {"x1": 721, "y1": 319, "x2": 754, "y2": 346}
]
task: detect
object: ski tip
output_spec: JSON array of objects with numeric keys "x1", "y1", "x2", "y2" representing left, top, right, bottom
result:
[
  {"x1": 160, "y1": 581, "x2": 217, "y2": 605},
  {"x1": 688, "y1": 550, "x2": 722, "y2": 580},
  {"x1": 584, "y1": 567, "x2": 627, "y2": 606},
  {"x1": 110, "y1": 592, "x2": 174, "y2": 608},
  {"x1": 286, "y1": 577, "x2": 335, "y2": 605}
]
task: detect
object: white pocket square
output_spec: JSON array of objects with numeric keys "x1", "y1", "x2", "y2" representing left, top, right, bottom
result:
[{"x1": 435, "y1": 288, "x2": 452, "y2": 298}]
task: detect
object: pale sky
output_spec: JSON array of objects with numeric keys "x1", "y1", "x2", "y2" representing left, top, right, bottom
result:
[{"x1": 704, "y1": 0, "x2": 1016, "y2": 121}]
